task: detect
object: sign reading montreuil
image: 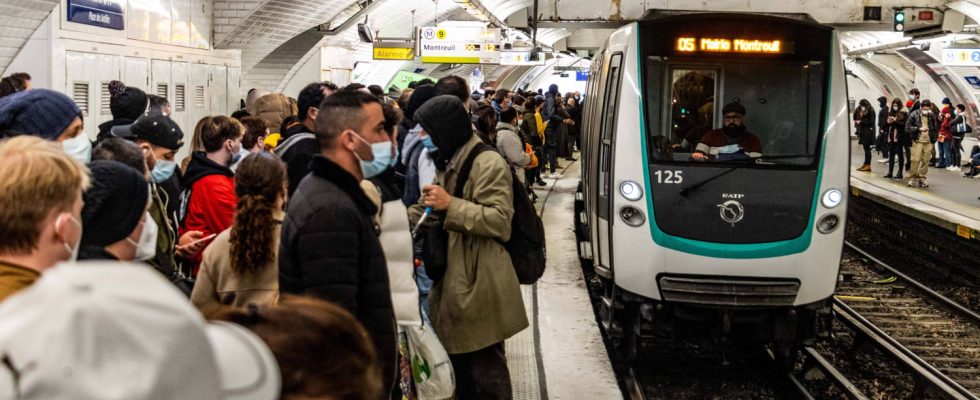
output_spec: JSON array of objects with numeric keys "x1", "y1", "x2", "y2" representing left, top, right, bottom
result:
[
  {"x1": 942, "y1": 47, "x2": 980, "y2": 66},
  {"x1": 67, "y1": 0, "x2": 124, "y2": 30},
  {"x1": 419, "y1": 26, "x2": 502, "y2": 64}
]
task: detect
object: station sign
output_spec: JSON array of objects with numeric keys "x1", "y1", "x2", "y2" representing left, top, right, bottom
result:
[
  {"x1": 67, "y1": 0, "x2": 124, "y2": 30},
  {"x1": 942, "y1": 48, "x2": 980, "y2": 66},
  {"x1": 372, "y1": 42, "x2": 415, "y2": 61},
  {"x1": 418, "y1": 26, "x2": 501, "y2": 64},
  {"x1": 499, "y1": 51, "x2": 545, "y2": 66}
]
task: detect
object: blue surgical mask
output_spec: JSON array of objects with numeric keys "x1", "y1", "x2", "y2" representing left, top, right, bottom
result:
[
  {"x1": 231, "y1": 146, "x2": 247, "y2": 165},
  {"x1": 151, "y1": 159, "x2": 177, "y2": 183},
  {"x1": 421, "y1": 136, "x2": 438, "y2": 151},
  {"x1": 352, "y1": 132, "x2": 392, "y2": 179},
  {"x1": 63, "y1": 135, "x2": 92, "y2": 164}
]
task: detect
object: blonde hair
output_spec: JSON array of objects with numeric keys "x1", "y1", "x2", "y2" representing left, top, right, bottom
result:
[{"x1": 0, "y1": 136, "x2": 90, "y2": 254}]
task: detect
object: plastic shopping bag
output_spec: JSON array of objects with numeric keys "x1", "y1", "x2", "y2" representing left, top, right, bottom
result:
[{"x1": 405, "y1": 322, "x2": 454, "y2": 400}]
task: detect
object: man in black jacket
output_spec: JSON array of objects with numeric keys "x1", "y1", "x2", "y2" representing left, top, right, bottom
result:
[
  {"x1": 278, "y1": 89, "x2": 397, "y2": 395},
  {"x1": 277, "y1": 81, "x2": 337, "y2": 196}
]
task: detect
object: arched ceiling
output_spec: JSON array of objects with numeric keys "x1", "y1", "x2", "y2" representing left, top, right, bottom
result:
[{"x1": 0, "y1": 0, "x2": 58, "y2": 76}]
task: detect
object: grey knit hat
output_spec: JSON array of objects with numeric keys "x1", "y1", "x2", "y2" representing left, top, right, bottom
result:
[{"x1": 0, "y1": 89, "x2": 82, "y2": 140}]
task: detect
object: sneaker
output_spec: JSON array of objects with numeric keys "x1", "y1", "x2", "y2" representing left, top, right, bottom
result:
[
  {"x1": 895, "y1": 174, "x2": 903, "y2": 180},
  {"x1": 877, "y1": 159, "x2": 888, "y2": 164},
  {"x1": 947, "y1": 166, "x2": 959, "y2": 171},
  {"x1": 535, "y1": 179, "x2": 547, "y2": 186},
  {"x1": 907, "y1": 180, "x2": 917, "y2": 187},
  {"x1": 884, "y1": 174, "x2": 893, "y2": 178},
  {"x1": 919, "y1": 181, "x2": 929, "y2": 188}
]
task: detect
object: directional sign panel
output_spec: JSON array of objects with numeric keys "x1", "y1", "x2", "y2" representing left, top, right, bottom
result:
[
  {"x1": 419, "y1": 26, "x2": 501, "y2": 64},
  {"x1": 499, "y1": 51, "x2": 545, "y2": 66},
  {"x1": 942, "y1": 48, "x2": 980, "y2": 66},
  {"x1": 68, "y1": 0, "x2": 124, "y2": 30}
]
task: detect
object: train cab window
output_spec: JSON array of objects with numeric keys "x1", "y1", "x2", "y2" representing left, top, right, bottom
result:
[{"x1": 647, "y1": 59, "x2": 827, "y2": 168}]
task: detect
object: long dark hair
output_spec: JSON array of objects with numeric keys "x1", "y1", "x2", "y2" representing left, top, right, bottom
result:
[{"x1": 229, "y1": 153, "x2": 286, "y2": 274}]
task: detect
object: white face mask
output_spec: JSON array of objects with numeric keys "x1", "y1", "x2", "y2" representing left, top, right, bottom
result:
[
  {"x1": 58, "y1": 214, "x2": 82, "y2": 262},
  {"x1": 127, "y1": 212, "x2": 158, "y2": 261},
  {"x1": 62, "y1": 135, "x2": 92, "y2": 165}
]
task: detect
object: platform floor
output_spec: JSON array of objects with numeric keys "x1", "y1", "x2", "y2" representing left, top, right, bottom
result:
[
  {"x1": 506, "y1": 157, "x2": 622, "y2": 400},
  {"x1": 849, "y1": 140, "x2": 980, "y2": 233}
]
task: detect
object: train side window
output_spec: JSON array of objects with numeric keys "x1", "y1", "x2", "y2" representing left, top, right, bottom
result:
[
  {"x1": 599, "y1": 53, "x2": 623, "y2": 207},
  {"x1": 669, "y1": 69, "x2": 717, "y2": 153}
]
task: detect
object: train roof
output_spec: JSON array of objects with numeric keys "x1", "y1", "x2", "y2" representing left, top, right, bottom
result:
[{"x1": 638, "y1": 9, "x2": 823, "y2": 27}]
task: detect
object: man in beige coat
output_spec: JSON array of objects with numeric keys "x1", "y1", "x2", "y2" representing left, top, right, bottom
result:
[{"x1": 411, "y1": 95, "x2": 528, "y2": 399}]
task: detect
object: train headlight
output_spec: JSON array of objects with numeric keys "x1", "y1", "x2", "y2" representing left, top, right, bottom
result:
[
  {"x1": 619, "y1": 181, "x2": 643, "y2": 201},
  {"x1": 816, "y1": 214, "x2": 840, "y2": 234},
  {"x1": 821, "y1": 189, "x2": 843, "y2": 209},
  {"x1": 620, "y1": 206, "x2": 646, "y2": 227}
]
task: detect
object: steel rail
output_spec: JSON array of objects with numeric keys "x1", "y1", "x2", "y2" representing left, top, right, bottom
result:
[
  {"x1": 834, "y1": 299, "x2": 979, "y2": 400},
  {"x1": 844, "y1": 241, "x2": 980, "y2": 325}
]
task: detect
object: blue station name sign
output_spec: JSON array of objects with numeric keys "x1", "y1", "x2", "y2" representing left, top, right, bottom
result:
[{"x1": 68, "y1": 0, "x2": 125, "y2": 30}]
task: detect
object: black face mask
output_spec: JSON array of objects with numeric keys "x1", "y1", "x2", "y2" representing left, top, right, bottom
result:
[{"x1": 723, "y1": 124, "x2": 745, "y2": 138}]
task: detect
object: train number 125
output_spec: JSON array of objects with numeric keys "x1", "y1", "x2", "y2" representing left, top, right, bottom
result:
[{"x1": 653, "y1": 170, "x2": 683, "y2": 184}]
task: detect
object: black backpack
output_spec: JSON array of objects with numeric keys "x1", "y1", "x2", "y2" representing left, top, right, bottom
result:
[{"x1": 455, "y1": 143, "x2": 546, "y2": 284}]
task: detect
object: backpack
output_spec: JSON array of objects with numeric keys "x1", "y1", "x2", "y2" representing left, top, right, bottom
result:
[{"x1": 454, "y1": 143, "x2": 546, "y2": 284}]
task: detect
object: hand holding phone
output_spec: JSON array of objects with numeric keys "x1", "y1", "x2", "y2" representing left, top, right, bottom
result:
[{"x1": 176, "y1": 231, "x2": 216, "y2": 258}]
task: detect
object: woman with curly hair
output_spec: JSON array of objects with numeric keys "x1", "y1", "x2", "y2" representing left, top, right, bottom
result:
[{"x1": 191, "y1": 152, "x2": 287, "y2": 316}]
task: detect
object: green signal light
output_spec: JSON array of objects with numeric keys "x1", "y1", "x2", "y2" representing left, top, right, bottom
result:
[{"x1": 895, "y1": 12, "x2": 905, "y2": 22}]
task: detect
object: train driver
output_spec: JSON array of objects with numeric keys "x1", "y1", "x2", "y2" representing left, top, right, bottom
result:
[{"x1": 691, "y1": 102, "x2": 763, "y2": 162}]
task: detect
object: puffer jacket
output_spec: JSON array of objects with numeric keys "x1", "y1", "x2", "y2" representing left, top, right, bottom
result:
[
  {"x1": 179, "y1": 152, "x2": 237, "y2": 273},
  {"x1": 409, "y1": 134, "x2": 529, "y2": 354},
  {"x1": 279, "y1": 155, "x2": 397, "y2": 394}
]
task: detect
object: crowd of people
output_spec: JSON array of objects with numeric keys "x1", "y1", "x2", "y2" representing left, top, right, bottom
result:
[
  {"x1": 0, "y1": 71, "x2": 578, "y2": 399},
  {"x1": 854, "y1": 88, "x2": 980, "y2": 197}
]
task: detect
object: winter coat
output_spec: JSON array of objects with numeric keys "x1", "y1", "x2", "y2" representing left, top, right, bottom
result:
[
  {"x1": 277, "y1": 123, "x2": 320, "y2": 197},
  {"x1": 951, "y1": 114, "x2": 967, "y2": 140},
  {"x1": 147, "y1": 185, "x2": 178, "y2": 278},
  {"x1": 190, "y1": 210, "x2": 283, "y2": 317},
  {"x1": 495, "y1": 122, "x2": 531, "y2": 169},
  {"x1": 521, "y1": 110, "x2": 541, "y2": 146},
  {"x1": 854, "y1": 107, "x2": 875, "y2": 145},
  {"x1": 179, "y1": 152, "x2": 237, "y2": 272},
  {"x1": 886, "y1": 111, "x2": 908, "y2": 145},
  {"x1": 279, "y1": 155, "x2": 397, "y2": 393},
  {"x1": 361, "y1": 181, "x2": 423, "y2": 326},
  {"x1": 408, "y1": 134, "x2": 528, "y2": 354},
  {"x1": 905, "y1": 109, "x2": 940, "y2": 143},
  {"x1": 544, "y1": 114, "x2": 563, "y2": 148},
  {"x1": 0, "y1": 261, "x2": 39, "y2": 303}
]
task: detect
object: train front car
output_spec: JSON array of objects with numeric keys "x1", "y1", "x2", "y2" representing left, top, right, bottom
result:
[{"x1": 579, "y1": 11, "x2": 850, "y2": 360}]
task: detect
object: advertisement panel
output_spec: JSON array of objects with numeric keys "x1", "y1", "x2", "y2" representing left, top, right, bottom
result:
[{"x1": 418, "y1": 26, "x2": 501, "y2": 64}]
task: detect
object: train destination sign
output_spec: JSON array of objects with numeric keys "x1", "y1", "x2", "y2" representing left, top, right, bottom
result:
[
  {"x1": 419, "y1": 26, "x2": 502, "y2": 64},
  {"x1": 675, "y1": 37, "x2": 793, "y2": 54}
]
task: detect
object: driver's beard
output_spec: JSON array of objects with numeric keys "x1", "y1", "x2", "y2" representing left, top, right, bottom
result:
[{"x1": 723, "y1": 124, "x2": 746, "y2": 138}]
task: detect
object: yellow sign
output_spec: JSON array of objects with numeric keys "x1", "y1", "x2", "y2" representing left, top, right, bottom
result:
[
  {"x1": 676, "y1": 37, "x2": 787, "y2": 54},
  {"x1": 436, "y1": 29, "x2": 447, "y2": 40},
  {"x1": 373, "y1": 47, "x2": 414, "y2": 60}
]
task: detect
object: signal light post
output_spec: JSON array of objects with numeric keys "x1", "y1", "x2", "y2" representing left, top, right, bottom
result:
[{"x1": 894, "y1": 9, "x2": 905, "y2": 32}]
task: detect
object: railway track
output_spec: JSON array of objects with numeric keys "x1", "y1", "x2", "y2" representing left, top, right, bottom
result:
[{"x1": 829, "y1": 241, "x2": 980, "y2": 399}]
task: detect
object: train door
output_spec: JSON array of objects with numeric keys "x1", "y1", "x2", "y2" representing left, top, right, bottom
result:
[
  {"x1": 171, "y1": 62, "x2": 191, "y2": 161},
  {"x1": 595, "y1": 52, "x2": 624, "y2": 274},
  {"x1": 227, "y1": 66, "x2": 242, "y2": 114},
  {"x1": 124, "y1": 57, "x2": 150, "y2": 92},
  {"x1": 151, "y1": 60, "x2": 173, "y2": 113},
  {"x1": 209, "y1": 65, "x2": 227, "y2": 115}
]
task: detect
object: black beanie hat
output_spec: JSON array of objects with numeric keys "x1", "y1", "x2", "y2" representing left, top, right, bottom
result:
[
  {"x1": 721, "y1": 102, "x2": 746, "y2": 116},
  {"x1": 109, "y1": 81, "x2": 148, "y2": 121},
  {"x1": 414, "y1": 95, "x2": 474, "y2": 170},
  {"x1": 405, "y1": 84, "x2": 437, "y2": 123},
  {"x1": 81, "y1": 161, "x2": 149, "y2": 247}
]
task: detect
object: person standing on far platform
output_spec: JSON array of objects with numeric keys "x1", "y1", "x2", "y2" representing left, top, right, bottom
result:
[
  {"x1": 884, "y1": 98, "x2": 908, "y2": 179},
  {"x1": 905, "y1": 100, "x2": 940, "y2": 188},
  {"x1": 854, "y1": 99, "x2": 875, "y2": 172}
]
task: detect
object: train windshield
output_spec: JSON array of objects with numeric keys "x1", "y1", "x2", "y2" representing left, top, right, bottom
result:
[{"x1": 646, "y1": 58, "x2": 827, "y2": 167}]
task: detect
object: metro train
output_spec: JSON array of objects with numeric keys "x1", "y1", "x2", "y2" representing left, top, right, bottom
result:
[{"x1": 575, "y1": 10, "x2": 850, "y2": 361}]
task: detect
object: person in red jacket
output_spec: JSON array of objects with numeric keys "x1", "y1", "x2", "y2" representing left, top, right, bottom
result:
[{"x1": 179, "y1": 116, "x2": 242, "y2": 274}]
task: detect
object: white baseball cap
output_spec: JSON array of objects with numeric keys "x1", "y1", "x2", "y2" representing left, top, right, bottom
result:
[{"x1": 0, "y1": 262, "x2": 280, "y2": 400}]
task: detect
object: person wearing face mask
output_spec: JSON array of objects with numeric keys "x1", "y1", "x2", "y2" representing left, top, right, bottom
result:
[
  {"x1": 905, "y1": 99, "x2": 940, "y2": 188},
  {"x1": 692, "y1": 102, "x2": 763, "y2": 162},
  {"x1": 77, "y1": 161, "x2": 152, "y2": 261},
  {"x1": 125, "y1": 113, "x2": 185, "y2": 220},
  {"x1": 0, "y1": 136, "x2": 90, "y2": 302},
  {"x1": 279, "y1": 88, "x2": 397, "y2": 397},
  {"x1": 853, "y1": 99, "x2": 876, "y2": 172},
  {"x1": 399, "y1": 84, "x2": 438, "y2": 207},
  {"x1": 908, "y1": 88, "x2": 921, "y2": 113},
  {"x1": 180, "y1": 116, "x2": 242, "y2": 274},
  {"x1": 192, "y1": 153, "x2": 287, "y2": 317},
  {"x1": 884, "y1": 98, "x2": 908, "y2": 179},
  {"x1": 0, "y1": 88, "x2": 89, "y2": 161}
]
